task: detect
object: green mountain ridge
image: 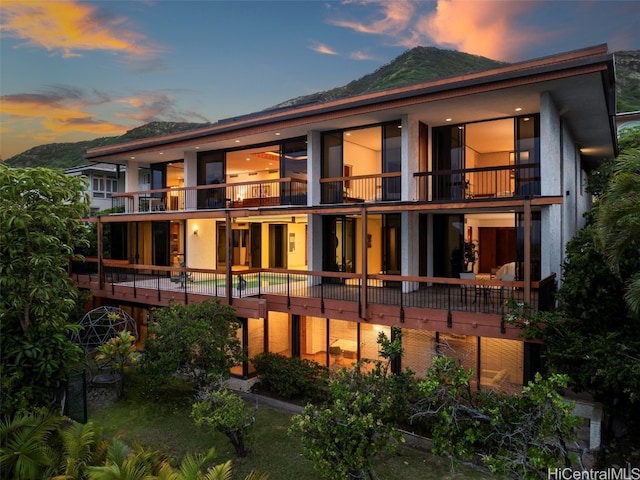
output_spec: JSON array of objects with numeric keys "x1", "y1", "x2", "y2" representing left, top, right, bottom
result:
[{"x1": 4, "y1": 47, "x2": 638, "y2": 169}]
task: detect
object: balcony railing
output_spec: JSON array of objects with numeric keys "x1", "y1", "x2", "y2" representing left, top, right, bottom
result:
[
  {"x1": 71, "y1": 259, "x2": 554, "y2": 318},
  {"x1": 414, "y1": 164, "x2": 540, "y2": 202},
  {"x1": 320, "y1": 172, "x2": 401, "y2": 204},
  {"x1": 110, "y1": 177, "x2": 307, "y2": 214}
]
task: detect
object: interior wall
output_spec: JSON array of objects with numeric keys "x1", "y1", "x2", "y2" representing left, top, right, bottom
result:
[
  {"x1": 268, "y1": 311, "x2": 290, "y2": 354},
  {"x1": 303, "y1": 316, "x2": 327, "y2": 355}
]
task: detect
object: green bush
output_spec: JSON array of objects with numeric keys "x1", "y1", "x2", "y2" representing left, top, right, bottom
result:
[{"x1": 250, "y1": 352, "x2": 327, "y2": 401}]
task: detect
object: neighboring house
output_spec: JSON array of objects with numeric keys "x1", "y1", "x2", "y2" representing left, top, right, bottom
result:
[
  {"x1": 75, "y1": 45, "x2": 617, "y2": 392},
  {"x1": 65, "y1": 163, "x2": 128, "y2": 215},
  {"x1": 616, "y1": 110, "x2": 640, "y2": 133}
]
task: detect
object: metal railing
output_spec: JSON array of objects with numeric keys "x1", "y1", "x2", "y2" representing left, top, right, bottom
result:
[
  {"x1": 320, "y1": 172, "x2": 401, "y2": 204},
  {"x1": 110, "y1": 177, "x2": 307, "y2": 214},
  {"x1": 414, "y1": 164, "x2": 540, "y2": 202},
  {"x1": 71, "y1": 260, "x2": 553, "y2": 317}
]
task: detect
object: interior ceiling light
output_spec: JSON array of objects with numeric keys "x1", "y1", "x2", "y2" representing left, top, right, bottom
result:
[
  {"x1": 235, "y1": 140, "x2": 240, "y2": 143},
  {"x1": 515, "y1": 107, "x2": 522, "y2": 112},
  {"x1": 130, "y1": 156, "x2": 135, "y2": 159},
  {"x1": 445, "y1": 118, "x2": 452, "y2": 122},
  {"x1": 275, "y1": 132, "x2": 281, "y2": 136}
]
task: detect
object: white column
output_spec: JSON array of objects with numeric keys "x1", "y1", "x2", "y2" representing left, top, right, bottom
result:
[
  {"x1": 540, "y1": 92, "x2": 561, "y2": 197},
  {"x1": 401, "y1": 114, "x2": 420, "y2": 201},
  {"x1": 125, "y1": 161, "x2": 139, "y2": 213}
]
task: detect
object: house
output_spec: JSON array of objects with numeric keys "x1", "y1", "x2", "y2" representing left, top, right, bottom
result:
[
  {"x1": 73, "y1": 44, "x2": 617, "y2": 392},
  {"x1": 65, "y1": 163, "x2": 127, "y2": 215}
]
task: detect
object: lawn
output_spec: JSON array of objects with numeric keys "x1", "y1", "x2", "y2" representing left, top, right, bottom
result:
[{"x1": 88, "y1": 372, "x2": 491, "y2": 479}]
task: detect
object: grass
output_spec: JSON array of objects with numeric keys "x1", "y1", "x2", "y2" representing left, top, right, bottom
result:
[{"x1": 88, "y1": 371, "x2": 491, "y2": 479}]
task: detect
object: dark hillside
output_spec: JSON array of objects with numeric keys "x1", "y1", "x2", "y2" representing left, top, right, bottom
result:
[{"x1": 271, "y1": 46, "x2": 506, "y2": 109}]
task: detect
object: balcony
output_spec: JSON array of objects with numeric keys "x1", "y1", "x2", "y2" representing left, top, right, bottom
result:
[
  {"x1": 110, "y1": 177, "x2": 307, "y2": 214},
  {"x1": 320, "y1": 172, "x2": 401, "y2": 204},
  {"x1": 71, "y1": 259, "x2": 555, "y2": 323},
  {"x1": 414, "y1": 164, "x2": 540, "y2": 202}
]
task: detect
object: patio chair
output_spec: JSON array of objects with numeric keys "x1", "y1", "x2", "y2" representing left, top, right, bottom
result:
[
  {"x1": 459, "y1": 272, "x2": 479, "y2": 304},
  {"x1": 170, "y1": 262, "x2": 193, "y2": 288}
]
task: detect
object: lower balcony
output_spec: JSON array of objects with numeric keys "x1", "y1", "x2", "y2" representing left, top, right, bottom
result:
[{"x1": 72, "y1": 260, "x2": 555, "y2": 339}]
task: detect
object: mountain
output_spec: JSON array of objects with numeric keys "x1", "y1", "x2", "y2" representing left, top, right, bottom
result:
[
  {"x1": 615, "y1": 51, "x2": 640, "y2": 113},
  {"x1": 4, "y1": 47, "x2": 639, "y2": 169},
  {"x1": 3, "y1": 121, "x2": 210, "y2": 169},
  {"x1": 270, "y1": 46, "x2": 506, "y2": 109}
]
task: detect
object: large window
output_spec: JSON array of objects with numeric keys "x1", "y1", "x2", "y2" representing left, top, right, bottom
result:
[
  {"x1": 321, "y1": 121, "x2": 402, "y2": 203},
  {"x1": 432, "y1": 115, "x2": 540, "y2": 200}
]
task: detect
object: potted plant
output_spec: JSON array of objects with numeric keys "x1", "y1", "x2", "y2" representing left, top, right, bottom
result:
[{"x1": 463, "y1": 240, "x2": 478, "y2": 272}]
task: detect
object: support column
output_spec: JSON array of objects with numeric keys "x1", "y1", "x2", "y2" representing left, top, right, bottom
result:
[
  {"x1": 361, "y1": 205, "x2": 368, "y2": 320},
  {"x1": 524, "y1": 198, "x2": 531, "y2": 304}
]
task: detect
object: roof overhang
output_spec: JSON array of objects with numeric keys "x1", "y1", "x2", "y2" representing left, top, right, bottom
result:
[{"x1": 85, "y1": 44, "x2": 617, "y2": 167}]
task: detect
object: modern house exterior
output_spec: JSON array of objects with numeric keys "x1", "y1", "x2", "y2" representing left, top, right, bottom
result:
[{"x1": 74, "y1": 44, "x2": 617, "y2": 392}]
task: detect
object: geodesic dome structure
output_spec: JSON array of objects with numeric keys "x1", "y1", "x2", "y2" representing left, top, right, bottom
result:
[{"x1": 74, "y1": 306, "x2": 138, "y2": 353}]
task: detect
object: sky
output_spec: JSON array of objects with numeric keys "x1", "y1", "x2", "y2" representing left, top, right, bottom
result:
[{"x1": 1, "y1": 0, "x2": 639, "y2": 161}]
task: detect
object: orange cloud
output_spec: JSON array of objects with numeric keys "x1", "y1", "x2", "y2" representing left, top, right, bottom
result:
[
  {"x1": 416, "y1": 0, "x2": 535, "y2": 61},
  {"x1": 0, "y1": 0, "x2": 161, "y2": 58}
]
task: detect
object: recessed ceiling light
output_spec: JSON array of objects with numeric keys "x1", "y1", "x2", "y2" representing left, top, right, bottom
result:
[
  {"x1": 159, "y1": 152, "x2": 164, "y2": 155},
  {"x1": 515, "y1": 107, "x2": 522, "y2": 112},
  {"x1": 195, "y1": 146, "x2": 200, "y2": 150},
  {"x1": 246, "y1": 157, "x2": 250, "y2": 161},
  {"x1": 445, "y1": 118, "x2": 452, "y2": 122},
  {"x1": 524, "y1": 117, "x2": 530, "y2": 121},
  {"x1": 275, "y1": 132, "x2": 281, "y2": 136},
  {"x1": 130, "y1": 156, "x2": 135, "y2": 160},
  {"x1": 235, "y1": 140, "x2": 240, "y2": 143}
]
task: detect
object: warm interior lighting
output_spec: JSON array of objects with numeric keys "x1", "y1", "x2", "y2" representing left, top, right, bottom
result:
[
  {"x1": 193, "y1": 226, "x2": 199, "y2": 236},
  {"x1": 445, "y1": 118, "x2": 452, "y2": 122},
  {"x1": 515, "y1": 107, "x2": 522, "y2": 112}
]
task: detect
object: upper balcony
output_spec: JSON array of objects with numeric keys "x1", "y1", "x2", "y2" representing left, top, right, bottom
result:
[
  {"x1": 414, "y1": 164, "x2": 540, "y2": 202},
  {"x1": 320, "y1": 172, "x2": 401, "y2": 204},
  {"x1": 111, "y1": 177, "x2": 308, "y2": 214}
]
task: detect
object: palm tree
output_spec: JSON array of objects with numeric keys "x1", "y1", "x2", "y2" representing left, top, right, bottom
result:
[
  {"x1": 0, "y1": 412, "x2": 63, "y2": 480},
  {"x1": 51, "y1": 420, "x2": 105, "y2": 480},
  {"x1": 596, "y1": 148, "x2": 640, "y2": 318}
]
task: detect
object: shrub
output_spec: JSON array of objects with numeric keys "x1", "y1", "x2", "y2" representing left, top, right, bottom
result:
[{"x1": 250, "y1": 352, "x2": 327, "y2": 401}]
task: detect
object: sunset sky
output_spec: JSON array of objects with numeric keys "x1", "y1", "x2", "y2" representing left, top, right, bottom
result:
[{"x1": 1, "y1": 0, "x2": 639, "y2": 161}]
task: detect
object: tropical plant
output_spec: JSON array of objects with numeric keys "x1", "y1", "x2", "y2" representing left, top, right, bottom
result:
[
  {"x1": 250, "y1": 352, "x2": 327, "y2": 401},
  {"x1": 95, "y1": 328, "x2": 139, "y2": 397},
  {"x1": 596, "y1": 147, "x2": 640, "y2": 318},
  {"x1": 51, "y1": 420, "x2": 106, "y2": 480},
  {"x1": 0, "y1": 411, "x2": 63, "y2": 480},
  {"x1": 288, "y1": 327, "x2": 406, "y2": 480},
  {"x1": 0, "y1": 165, "x2": 90, "y2": 416},
  {"x1": 140, "y1": 300, "x2": 243, "y2": 387},
  {"x1": 191, "y1": 385, "x2": 256, "y2": 458},
  {"x1": 411, "y1": 355, "x2": 580, "y2": 479}
]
